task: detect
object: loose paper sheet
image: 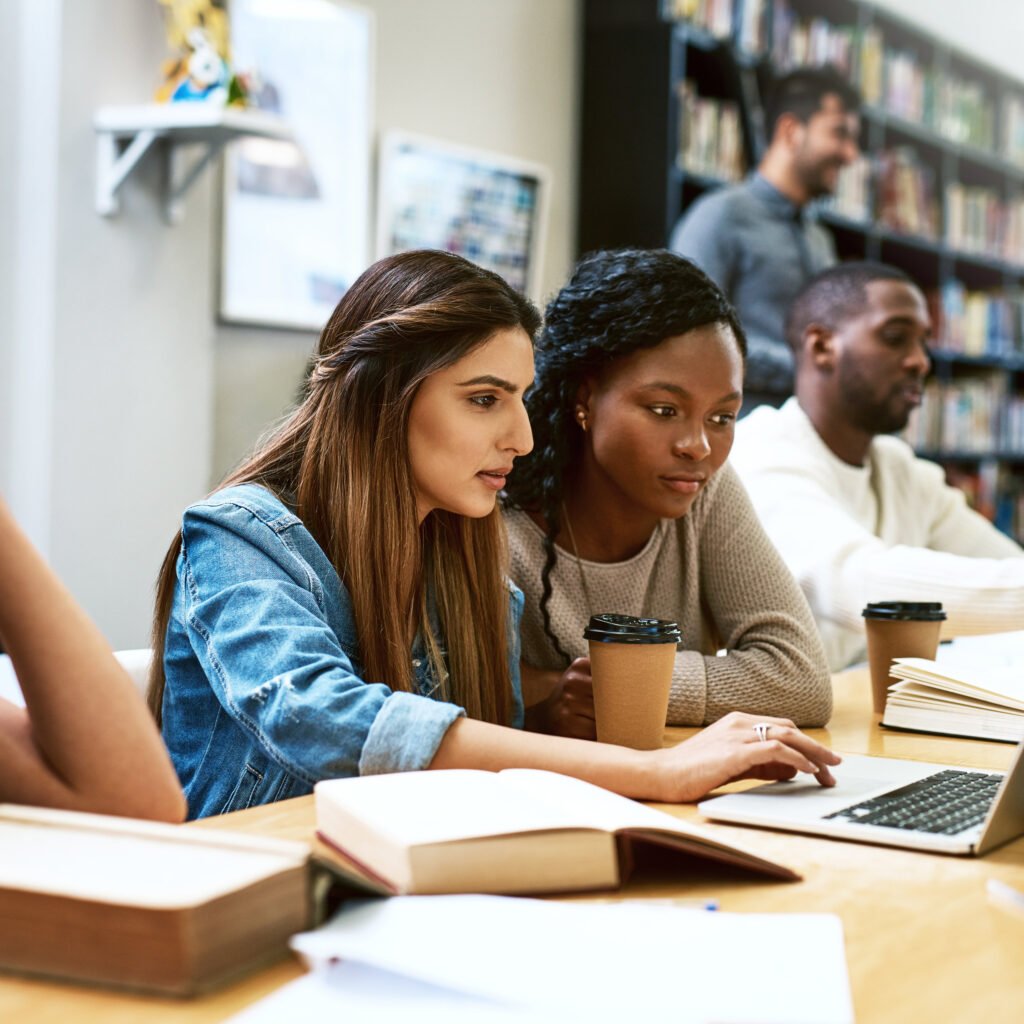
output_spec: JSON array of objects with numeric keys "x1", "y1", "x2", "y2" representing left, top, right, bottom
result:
[
  {"x1": 227, "y1": 961, "x2": 556, "y2": 1022},
  {"x1": 276, "y1": 895, "x2": 853, "y2": 1024},
  {"x1": 936, "y1": 631, "x2": 1024, "y2": 674}
]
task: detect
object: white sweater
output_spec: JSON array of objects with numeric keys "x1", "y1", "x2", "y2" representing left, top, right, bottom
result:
[{"x1": 731, "y1": 398, "x2": 1024, "y2": 670}]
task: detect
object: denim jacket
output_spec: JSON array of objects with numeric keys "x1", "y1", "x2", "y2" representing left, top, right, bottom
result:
[{"x1": 160, "y1": 484, "x2": 524, "y2": 820}]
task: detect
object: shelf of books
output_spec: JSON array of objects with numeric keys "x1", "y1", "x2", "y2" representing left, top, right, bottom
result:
[{"x1": 579, "y1": 0, "x2": 1024, "y2": 542}]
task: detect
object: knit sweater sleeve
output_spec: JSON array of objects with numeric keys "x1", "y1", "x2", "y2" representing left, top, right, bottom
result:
[{"x1": 667, "y1": 464, "x2": 832, "y2": 728}]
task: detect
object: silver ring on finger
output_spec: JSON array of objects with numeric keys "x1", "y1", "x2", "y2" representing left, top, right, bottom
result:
[{"x1": 753, "y1": 722, "x2": 771, "y2": 743}]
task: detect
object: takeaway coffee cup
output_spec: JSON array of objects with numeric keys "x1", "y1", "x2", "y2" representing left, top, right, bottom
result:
[
  {"x1": 862, "y1": 601, "x2": 946, "y2": 714},
  {"x1": 583, "y1": 614, "x2": 682, "y2": 750}
]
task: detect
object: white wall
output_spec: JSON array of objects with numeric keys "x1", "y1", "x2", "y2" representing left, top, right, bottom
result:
[
  {"x1": 873, "y1": 0, "x2": 1024, "y2": 81},
  {"x1": 0, "y1": 1, "x2": 19, "y2": 495},
  {"x1": 212, "y1": 0, "x2": 582, "y2": 481},
  {"x1": 4, "y1": 0, "x2": 215, "y2": 648},
  {"x1": 46, "y1": 0, "x2": 216, "y2": 651}
]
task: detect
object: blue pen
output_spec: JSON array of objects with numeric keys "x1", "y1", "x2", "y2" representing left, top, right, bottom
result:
[
  {"x1": 628, "y1": 897, "x2": 719, "y2": 911},
  {"x1": 675, "y1": 898, "x2": 719, "y2": 911}
]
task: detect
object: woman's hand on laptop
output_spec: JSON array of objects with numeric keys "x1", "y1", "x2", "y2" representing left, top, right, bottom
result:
[{"x1": 648, "y1": 712, "x2": 841, "y2": 803}]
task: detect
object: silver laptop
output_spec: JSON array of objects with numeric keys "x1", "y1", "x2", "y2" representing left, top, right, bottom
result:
[{"x1": 698, "y1": 741, "x2": 1024, "y2": 856}]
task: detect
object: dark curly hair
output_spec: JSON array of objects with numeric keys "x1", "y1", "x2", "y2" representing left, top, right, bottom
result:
[{"x1": 504, "y1": 248, "x2": 747, "y2": 665}]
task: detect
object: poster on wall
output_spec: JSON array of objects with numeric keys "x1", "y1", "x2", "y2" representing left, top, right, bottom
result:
[
  {"x1": 220, "y1": 0, "x2": 373, "y2": 330},
  {"x1": 376, "y1": 132, "x2": 550, "y2": 300}
]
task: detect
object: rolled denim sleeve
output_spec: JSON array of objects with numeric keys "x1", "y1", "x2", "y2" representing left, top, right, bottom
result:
[
  {"x1": 358, "y1": 692, "x2": 463, "y2": 774},
  {"x1": 180, "y1": 500, "x2": 465, "y2": 785}
]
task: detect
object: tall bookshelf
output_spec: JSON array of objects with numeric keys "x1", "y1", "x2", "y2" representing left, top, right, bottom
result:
[{"x1": 578, "y1": 0, "x2": 1024, "y2": 544}]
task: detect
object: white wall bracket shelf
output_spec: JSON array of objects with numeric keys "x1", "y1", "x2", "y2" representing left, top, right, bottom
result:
[{"x1": 94, "y1": 104, "x2": 290, "y2": 224}]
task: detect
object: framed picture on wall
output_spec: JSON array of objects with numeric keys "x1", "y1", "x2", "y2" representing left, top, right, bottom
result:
[
  {"x1": 376, "y1": 132, "x2": 550, "y2": 299},
  {"x1": 219, "y1": 0, "x2": 373, "y2": 330}
]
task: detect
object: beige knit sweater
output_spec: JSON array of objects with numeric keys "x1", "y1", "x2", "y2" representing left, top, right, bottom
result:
[{"x1": 505, "y1": 463, "x2": 832, "y2": 727}]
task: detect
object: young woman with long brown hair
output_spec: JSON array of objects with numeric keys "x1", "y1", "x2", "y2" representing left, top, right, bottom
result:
[{"x1": 151, "y1": 250, "x2": 838, "y2": 820}]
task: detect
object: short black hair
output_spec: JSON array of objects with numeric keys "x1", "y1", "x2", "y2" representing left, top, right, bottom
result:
[
  {"x1": 765, "y1": 65, "x2": 861, "y2": 137},
  {"x1": 785, "y1": 261, "x2": 917, "y2": 353}
]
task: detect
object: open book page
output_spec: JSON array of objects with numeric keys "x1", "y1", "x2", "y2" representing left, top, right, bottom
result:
[
  {"x1": 499, "y1": 767, "x2": 723, "y2": 837},
  {"x1": 0, "y1": 806, "x2": 308, "y2": 907},
  {"x1": 320, "y1": 768, "x2": 742, "y2": 844},
  {"x1": 893, "y1": 658, "x2": 1024, "y2": 708},
  {"x1": 316, "y1": 771, "x2": 590, "y2": 846},
  {"x1": 889, "y1": 683, "x2": 1024, "y2": 714},
  {"x1": 288, "y1": 895, "x2": 854, "y2": 1024}
]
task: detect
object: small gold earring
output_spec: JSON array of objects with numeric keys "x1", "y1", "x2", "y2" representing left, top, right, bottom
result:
[{"x1": 575, "y1": 408, "x2": 588, "y2": 430}]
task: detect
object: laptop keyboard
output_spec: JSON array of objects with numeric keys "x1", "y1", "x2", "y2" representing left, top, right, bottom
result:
[{"x1": 824, "y1": 769, "x2": 1004, "y2": 836}]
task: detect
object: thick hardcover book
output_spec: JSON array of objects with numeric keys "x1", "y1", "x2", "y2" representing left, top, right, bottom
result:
[
  {"x1": 883, "y1": 656, "x2": 1024, "y2": 743},
  {"x1": 0, "y1": 804, "x2": 311, "y2": 995},
  {"x1": 313, "y1": 768, "x2": 799, "y2": 896}
]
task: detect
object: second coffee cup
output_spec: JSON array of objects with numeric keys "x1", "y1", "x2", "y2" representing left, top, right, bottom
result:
[
  {"x1": 583, "y1": 614, "x2": 681, "y2": 750},
  {"x1": 862, "y1": 601, "x2": 946, "y2": 714}
]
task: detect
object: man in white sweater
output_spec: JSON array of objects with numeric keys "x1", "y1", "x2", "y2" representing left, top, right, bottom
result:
[{"x1": 730, "y1": 261, "x2": 1024, "y2": 670}]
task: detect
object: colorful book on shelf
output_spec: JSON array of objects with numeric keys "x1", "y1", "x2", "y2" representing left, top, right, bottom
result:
[
  {"x1": 877, "y1": 147, "x2": 938, "y2": 239},
  {"x1": 676, "y1": 82, "x2": 744, "y2": 181},
  {"x1": 829, "y1": 155, "x2": 871, "y2": 222},
  {"x1": 313, "y1": 768, "x2": 799, "y2": 897},
  {"x1": 858, "y1": 25, "x2": 884, "y2": 105},
  {"x1": 935, "y1": 283, "x2": 1024, "y2": 358},
  {"x1": 883, "y1": 656, "x2": 1024, "y2": 744},
  {"x1": 0, "y1": 805, "x2": 311, "y2": 995},
  {"x1": 769, "y1": 2, "x2": 856, "y2": 77},
  {"x1": 1002, "y1": 94, "x2": 1024, "y2": 167},
  {"x1": 736, "y1": 0, "x2": 768, "y2": 53},
  {"x1": 669, "y1": 0, "x2": 733, "y2": 37}
]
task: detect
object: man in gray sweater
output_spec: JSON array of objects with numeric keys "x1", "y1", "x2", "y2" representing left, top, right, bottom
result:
[{"x1": 671, "y1": 66, "x2": 861, "y2": 409}]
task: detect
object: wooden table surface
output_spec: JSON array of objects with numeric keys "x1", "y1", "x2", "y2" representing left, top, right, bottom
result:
[{"x1": 2, "y1": 669, "x2": 1023, "y2": 1022}]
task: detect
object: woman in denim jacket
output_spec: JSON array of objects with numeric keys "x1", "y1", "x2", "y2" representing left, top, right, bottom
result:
[{"x1": 150, "y1": 250, "x2": 839, "y2": 820}]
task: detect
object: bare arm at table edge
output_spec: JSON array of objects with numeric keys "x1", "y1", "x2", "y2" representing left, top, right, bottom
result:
[{"x1": 0, "y1": 498, "x2": 186, "y2": 821}]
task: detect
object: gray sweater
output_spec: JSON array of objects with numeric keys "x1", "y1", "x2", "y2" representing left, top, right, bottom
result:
[{"x1": 505, "y1": 463, "x2": 832, "y2": 727}]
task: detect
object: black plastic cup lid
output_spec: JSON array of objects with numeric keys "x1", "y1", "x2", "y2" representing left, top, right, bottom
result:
[
  {"x1": 583, "y1": 613, "x2": 682, "y2": 645},
  {"x1": 862, "y1": 601, "x2": 946, "y2": 622}
]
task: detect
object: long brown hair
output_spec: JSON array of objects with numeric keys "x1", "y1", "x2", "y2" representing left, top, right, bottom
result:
[{"x1": 149, "y1": 250, "x2": 540, "y2": 726}]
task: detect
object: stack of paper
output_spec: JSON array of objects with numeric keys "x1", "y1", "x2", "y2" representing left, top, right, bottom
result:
[{"x1": 229, "y1": 894, "x2": 854, "y2": 1023}]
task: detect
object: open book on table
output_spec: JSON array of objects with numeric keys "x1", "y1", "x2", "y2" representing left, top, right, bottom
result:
[
  {"x1": 882, "y1": 656, "x2": 1024, "y2": 743},
  {"x1": 313, "y1": 768, "x2": 799, "y2": 896}
]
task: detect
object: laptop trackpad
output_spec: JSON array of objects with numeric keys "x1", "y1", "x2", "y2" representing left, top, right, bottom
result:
[{"x1": 705, "y1": 757, "x2": 936, "y2": 821}]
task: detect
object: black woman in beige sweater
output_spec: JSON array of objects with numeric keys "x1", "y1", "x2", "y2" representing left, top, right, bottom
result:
[{"x1": 504, "y1": 249, "x2": 832, "y2": 740}]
